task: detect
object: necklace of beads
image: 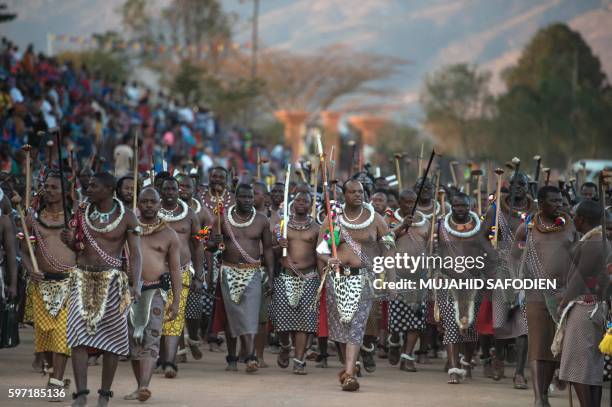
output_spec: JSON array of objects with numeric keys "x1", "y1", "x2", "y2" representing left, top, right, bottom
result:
[
  {"x1": 85, "y1": 198, "x2": 125, "y2": 233},
  {"x1": 159, "y1": 199, "x2": 189, "y2": 222},
  {"x1": 227, "y1": 205, "x2": 256, "y2": 228}
]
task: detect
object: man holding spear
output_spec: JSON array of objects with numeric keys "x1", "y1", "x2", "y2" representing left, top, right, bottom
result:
[
  {"x1": 21, "y1": 170, "x2": 75, "y2": 398},
  {"x1": 317, "y1": 176, "x2": 394, "y2": 391}
]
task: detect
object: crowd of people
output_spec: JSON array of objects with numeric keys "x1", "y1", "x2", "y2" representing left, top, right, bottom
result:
[{"x1": 0, "y1": 38, "x2": 611, "y2": 407}]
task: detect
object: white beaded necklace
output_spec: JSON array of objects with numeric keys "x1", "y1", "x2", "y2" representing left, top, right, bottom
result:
[
  {"x1": 85, "y1": 198, "x2": 125, "y2": 233},
  {"x1": 339, "y1": 203, "x2": 375, "y2": 230},
  {"x1": 418, "y1": 201, "x2": 440, "y2": 220},
  {"x1": 227, "y1": 205, "x2": 256, "y2": 228},
  {"x1": 159, "y1": 199, "x2": 189, "y2": 222},
  {"x1": 394, "y1": 209, "x2": 427, "y2": 227},
  {"x1": 443, "y1": 211, "x2": 481, "y2": 238}
]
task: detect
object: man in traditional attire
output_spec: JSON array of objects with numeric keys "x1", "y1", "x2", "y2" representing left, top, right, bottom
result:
[
  {"x1": 386, "y1": 189, "x2": 430, "y2": 372},
  {"x1": 22, "y1": 171, "x2": 73, "y2": 398},
  {"x1": 554, "y1": 201, "x2": 611, "y2": 407},
  {"x1": 272, "y1": 191, "x2": 320, "y2": 375},
  {"x1": 177, "y1": 172, "x2": 210, "y2": 361},
  {"x1": 513, "y1": 185, "x2": 577, "y2": 407},
  {"x1": 437, "y1": 192, "x2": 494, "y2": 384},
  {"x1": 482, "y1": 172, "x2": 535, "y2": 387},
  {"x1": 63, "y1": 172, "x2": 142, "y2": 407},
  {"x1": 316, "y1": 179, "x2": 393, "y2": 391},
  {"x1": 216, "y1": 183, "x2": 274, "y2": 373},
  {"x1": 157, "y1": 176, "x2": 204, "y2": 378},
  {"x1": 123, "y1": 188, "x2": 181, "y2": 402}
]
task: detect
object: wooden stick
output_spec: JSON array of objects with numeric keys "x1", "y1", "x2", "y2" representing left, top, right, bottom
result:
[
  {"x1": 282, "y1": 164, "x2": 291, "y2": 258},
  {"x1": 216, "y1": 191, "x2": 225, "y2": 252},
  {"x1": 256, "y1": 148, "x2": 261, "y2": 181},
  {"x1": 417, "y1": 143, "x2": 424, "y2": 178},
  {"x1": 450, "y1": 161, "x2": 458, "y2": 187},
  {"x1": 46, "y1": 140, "x2": 54, "y2": 168},
  {"x1": 132, "y1": 132, "x2": 139, "y2": 212},
  {"x1": 21, "y1": 145, "x2": 32, "y2": 209},
  {"x1": 493, "y1": 168, "x2": 505, "y2": 249},
  {"x1": 544, "y1": 168, "x2": 551, "y2": 186},
  {"x1": 394, "y1": 153, "x2": 403, "y2": 192},
  {"x1": 428, "y1": 170, "x2": 441, "y2": 255},
  {"x1": 321, "y1": 152, "x2": 339, "y2": 276},
  {"x1": 472, "y1": 169, "x2": 483, "y2": 216},
  {"x1": 53, "y1": 129, "x2": 69, "y2": 229},
  {"x1": 412, "y1": 150, "x2": 436, "y2": 217},
  {"x1": 18, "y1": 207, "x2": 41, "y2": 276}
]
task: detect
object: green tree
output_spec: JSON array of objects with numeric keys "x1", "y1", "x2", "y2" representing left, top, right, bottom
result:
[
  {"x1": 420, "y1": 63, "x2": 493, "y2": 158},
  {"x1": 57, "y1": 49, "x2": 129, "y2": 82},
  {"x1": 496, "y1": 23, "x2": 612, "y2": 168}
]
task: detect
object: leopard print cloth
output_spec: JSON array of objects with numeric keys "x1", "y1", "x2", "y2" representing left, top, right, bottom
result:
[
  {"x1": 332, "y1": 270, "x2": 365, "y2": 324},
  {"x1": 279, "y1": 269, "x2": 318, "y2": 308},
  {"x1": 71, "y1": 269, "x2": 131, "y2": 336},
  {"x1": 221, "y1": 263, "x2": 260, "y2": 304},
  {"x1": 37, "y1": 278, "x2": 71, "y2": 317}
]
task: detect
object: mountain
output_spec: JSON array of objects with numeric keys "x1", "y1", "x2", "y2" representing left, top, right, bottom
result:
[{"x1": 3, "y1": 0, "x2": 612, "y2": 121}]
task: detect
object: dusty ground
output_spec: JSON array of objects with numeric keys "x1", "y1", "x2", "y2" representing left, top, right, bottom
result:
[{"x1": 0, "y1": 327, "x2": 610, "y2": 406}]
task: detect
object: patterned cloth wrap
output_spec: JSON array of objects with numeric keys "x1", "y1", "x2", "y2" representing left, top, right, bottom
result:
[
  {"x1": 129, "y1": 287, "x2": 166, "y2": 360},
  {"x1": 221, "y1": 262, "x2": 261, "y2": 304},
  {"x1": 162, "y1": 264, "x2": 193, "y2": 336},
  {"x1": 67, "y1": 268, "x2": 131, "y2": 355},
  {"x1": 32, "y1": 274, "x2": 72, "y2": 355}
]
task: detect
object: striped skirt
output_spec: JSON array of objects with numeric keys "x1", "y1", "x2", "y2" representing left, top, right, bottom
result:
[{"x1": 67, "y1": 269, "x2": 131, "y2": 356}]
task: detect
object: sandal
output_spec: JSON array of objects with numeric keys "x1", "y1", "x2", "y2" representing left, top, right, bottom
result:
[
  {"x1": 387, "y1": 334, "x2": 402, "y2": 366},
  {"x1": 360, "y1": 343, "x2": 376, "y2": 373},
  {"x1": 137, "y1": 388, "x2": 152, "y2": 402},
  {"x1": 399, "y1": 353, "x2": 417, "y2": 372},
  {"x1": 447, "y1": 368, "x2": 466, "y2": 384},
  {"x1": 245, "y1": 356, "x2": 259, "y2": 373},
  {"x1": 225, "y1": 355, "x2": 238, "y2": 371},
  {"x1": 164, "y1": 362, "x2": 178, "y2": 379},
  {"x1": 47, "y1": 378, "x2": 65, "y2": 402},
  {"x1": 277, "y1": 342, "x2": 291, "y2": 369},
  {"x1": 492, "y1": 358, "x2": 505, "y2": 381},
  {"x1": 293, "y1": 358, "x2": 307, "y2": 375},
  {"x1": 513, "y1": 374, "x2": 528, "y2": 390},
  {"x1": 340, "y1": 373, "x2": 360, "y2": 392},
  {"x1": 71, "y1": 389, "x2": 89, "y2": 406},
  {"x1": 123, "y1": 390, "x2": 139, "y2": 401}
]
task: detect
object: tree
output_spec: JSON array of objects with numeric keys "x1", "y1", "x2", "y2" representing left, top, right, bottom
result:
[
  {"x1": 57, "y1": 50, "x2": 129, "y2": 82},
  {"x1": 495, "y1": 23, "x2": 612, "y2": 167},
  {"x1": 219, "y1": 45, "x2": 406, "y2": 118},
  {"x1": 420, "y1": 63, "x2": 493, "y2": 158}
]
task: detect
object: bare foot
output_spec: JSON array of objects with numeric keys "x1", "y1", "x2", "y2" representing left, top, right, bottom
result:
[{"x1": 71, "y1": 395, "x2": 87, "y2": 407}]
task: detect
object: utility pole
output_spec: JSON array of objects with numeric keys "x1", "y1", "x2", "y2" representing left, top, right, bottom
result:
[{"x1": 251, "y1": 0, "x2": 259, "y2": 79}]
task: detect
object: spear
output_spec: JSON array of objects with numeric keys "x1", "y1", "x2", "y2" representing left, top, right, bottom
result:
[
  {"x1": 21, "y1": 144, "x2": 32, "y2": 209},
  {"x1": 472, "y1": 168, "x2": 483, "y2": 216},
  {"x1": 417, "y1": 143, "x2": 424, "y2": 178},
  {"x1": 52, "y1": 128, "x2": 69, "y2": 229},
  {"x1": 428, "y1": 169, "x2": 441, "y2": 254},
  {"x1": 46, "y1": 140, "x2": 54, "y2": 168},
  {"x1": 132, "y1": 132, "x2": 139, "y2": 212},
  {"x1": 412, "y1": 150, "x2": 436, "y2": 217},
  {"x1": 509, "y1": 157, "x2": 521, "y2": 215},
  {"x1": 449, "y1": 161, "x2": 459, "y2": 187},
  {"x1": 282, "y1": 163, "x2": 291, "y2": 258},
  {"x1": 492, "y1": 168, "x2": 505, "y2": 249},
  {"x1": 18, "y1": 206, "x2": 42, "y2": 277}
]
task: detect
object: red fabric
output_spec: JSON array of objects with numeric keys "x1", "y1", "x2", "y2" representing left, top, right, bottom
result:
[
  {"x1": 380, "y1": 300, "x2": 389, "y2": 330},
  {"x1": 317, "y1": 286, "x2": 328, "y2": 338},
  {"x1": 476, "y1": 297, "x2": 494, "y2": 335},
  {"x1": 211, "y1": 278, "x2": 227, "y2": 335}
]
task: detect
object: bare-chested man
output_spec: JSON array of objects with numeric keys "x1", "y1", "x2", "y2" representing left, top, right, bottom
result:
[
  {"x1": 317, "y1": 179, "x2": 393, "y2": 391},
  {"x1": 512, "y1": 185, "x2": 577, "y2": 407},
  {"x1": 270, "y1": 182, "x2": 285, "y2": 228},
  {"x1": 386, "y1": 189, "x2": 430, "y2": 373},
  {"x1": 22, "y1": 171, "x2": 75, "y2": 399},
  {"x1": 157, "y1": 176, "x2": 204, "y2": 378},
  {"x1": 215, "y1": 183, "x2": 274, "y2": 373},
  {"x1": 124, "y1": 187, "x2": 181, "y2": 402},
  {"x1": 556, "y1": 201, "x2": 611, "y2": 407},
  {"x1": 63, "y1": 172, "x2": 142, "y2": 407},
  {"x1": 362, "y1": 189, "x2": 389, "y2": 372},
  {"x1": 272, "y1": 191, "x2": 320, "y2": 375},
  {"x1": 437, "y1": 192, "x2": 495, "y2": 385},
  {"x1": 201, "y1": 167, "x2": 233, "y2": 351},
  {"x1": 482, "y1": 172, "x2": 535, "y2": 387},
  {"x1": 177, "y1": 172, "x2": 211, "y2": 361}
]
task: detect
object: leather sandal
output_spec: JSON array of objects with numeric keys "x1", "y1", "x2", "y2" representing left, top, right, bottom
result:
[
  {"x1": 341, "y1": 374, "x2": 360, "y2": 392},
  {"x1": 164, "y1": 362, "x2": 178, "y2": 378},
  {"x1": 245, "y1": 356, "x2": 259, "y2": 373}
]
